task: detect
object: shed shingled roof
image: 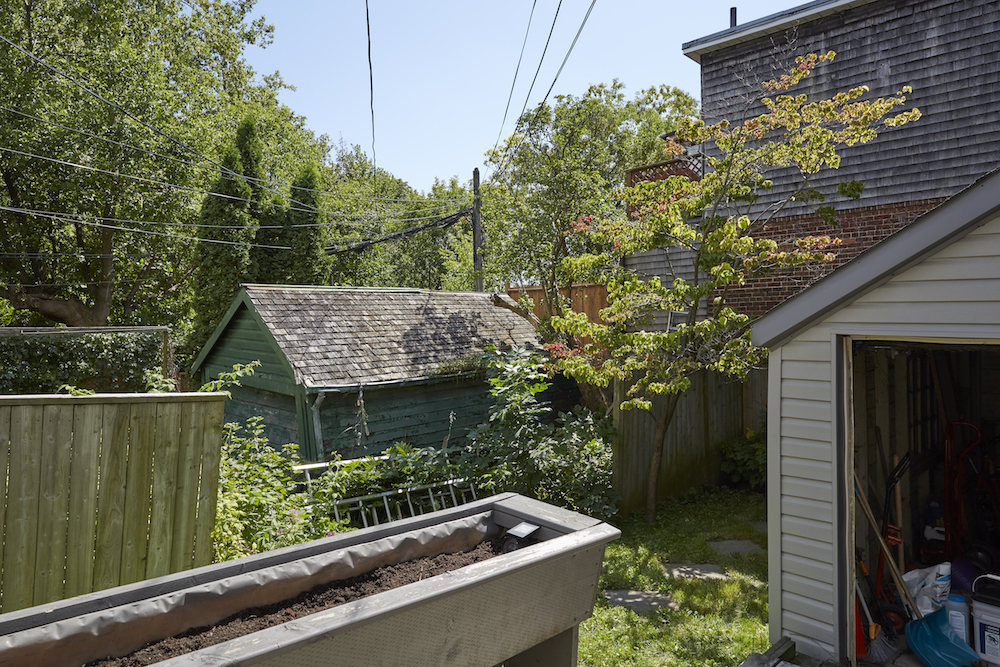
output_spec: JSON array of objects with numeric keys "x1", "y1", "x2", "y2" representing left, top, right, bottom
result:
[{"x1": 242, "y1": 285, "x2": 541, "y2": 388}]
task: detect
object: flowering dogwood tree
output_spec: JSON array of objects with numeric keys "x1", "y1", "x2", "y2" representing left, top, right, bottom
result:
[{"x1": 552, "y1": 53, "x2": 921, "y2": 522}]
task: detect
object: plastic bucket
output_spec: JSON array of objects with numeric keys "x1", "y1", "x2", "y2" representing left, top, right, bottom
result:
[{"x1": 972, "y1": 596, "x2": 1000, "y2": 665}]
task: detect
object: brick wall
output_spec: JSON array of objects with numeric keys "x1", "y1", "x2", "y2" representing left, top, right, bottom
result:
[{"x1": 722, "y1": 198, "x2": 947, "y2": 318}]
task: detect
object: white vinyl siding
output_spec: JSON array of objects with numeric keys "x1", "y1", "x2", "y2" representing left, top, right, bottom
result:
[{"x1": 770, "y1": 213, "x2": 1000, "y2": 661}]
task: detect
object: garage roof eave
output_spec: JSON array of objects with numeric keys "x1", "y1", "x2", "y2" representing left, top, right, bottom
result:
[
  {"x1": 682, "y1": 0, "x2": 879, "y2": 63},
  {"x1": 751, "y1": 168, "x2": 1000, "y2": 350}
]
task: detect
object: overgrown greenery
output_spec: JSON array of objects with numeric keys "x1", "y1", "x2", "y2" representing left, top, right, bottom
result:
[
  {"x1": 460, "y1": 346, "x2": 618, "y2": 521},
  {"x1": 580, "y1": 487, "x2": 768, "y2": 666},
  {"x1": 0, "y1": 330, "x2": 163, "y2": 393},
  {"x1": 720, "y1": 426, "x2": 768, "y2": 491},
  {"x1": 212, "y1": 416, "x2": 349, "y2": 562}
]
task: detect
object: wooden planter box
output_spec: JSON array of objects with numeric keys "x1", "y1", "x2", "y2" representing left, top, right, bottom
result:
[{"x1": 0, "y1": 493, "x2": 619, "y2": 667}]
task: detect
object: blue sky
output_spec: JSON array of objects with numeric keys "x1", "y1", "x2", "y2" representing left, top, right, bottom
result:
[{"x1": 243, "y1": 0, "x2": 789, "y2": 194}]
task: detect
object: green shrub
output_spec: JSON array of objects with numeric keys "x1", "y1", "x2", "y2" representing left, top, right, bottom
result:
[
  {"x1": 0, "y1": 331, "x2": 163, "y2": 394},
  {"x1": 212, "y1": 417, "x2": 348, "y2": 562},
  {"x1": 460, "y1": 346, "x2": 618, "y2": 521},
  {"x1": 720, "y1": 425, "x2": 767, "y2": 491}
]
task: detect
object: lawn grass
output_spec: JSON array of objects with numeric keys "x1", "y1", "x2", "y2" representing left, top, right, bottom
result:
[{"x1": 578, "y1": 486, "x2": 769, "y2": 666}]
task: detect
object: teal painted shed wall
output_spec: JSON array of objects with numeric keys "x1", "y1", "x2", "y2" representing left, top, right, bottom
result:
[
  {"x1": 224, "y1": 384, "x2": 301, "y2": 448},
  {"x1": 319, "y1": 377, "x2": 492, "y2": 460}
]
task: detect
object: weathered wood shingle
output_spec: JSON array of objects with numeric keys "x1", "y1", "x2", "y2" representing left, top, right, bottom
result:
[
  {"x1": 692, "y1": 0, "x2": 1000, "y2": 214},
  {"x1": 243, "y1": 285, "x2": 541, "y2": 388}
]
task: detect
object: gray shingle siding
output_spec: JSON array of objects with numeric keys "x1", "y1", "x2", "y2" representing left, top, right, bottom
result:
[{"x1": 699, "y1": 0, "x2": 1000, "y2": 214}]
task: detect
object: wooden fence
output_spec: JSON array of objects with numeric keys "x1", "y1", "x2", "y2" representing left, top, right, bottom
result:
[
  {"x1": 613, "y1": 370, "x2": 753, "y2": 515},
  {"x1": 0, "y1": 392, "x2": 226, "y2": 613},
  {"x1": 506, "y1": 283, "x2": 607, "y2": 325}
]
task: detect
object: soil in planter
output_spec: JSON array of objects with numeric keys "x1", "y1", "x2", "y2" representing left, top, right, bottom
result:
[{"x1": 87, "y1": 539, "x2": 502, "y2": 667}]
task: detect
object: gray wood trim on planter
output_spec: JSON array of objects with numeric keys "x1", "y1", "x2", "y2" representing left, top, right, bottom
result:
[{"x1": 753, "y1": 168, "x2": 1000, "y2": 350}]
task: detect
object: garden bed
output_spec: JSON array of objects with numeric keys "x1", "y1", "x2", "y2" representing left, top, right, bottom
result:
[
  {"x1": 0, "y1": 493, "x2": 619, "y2": 667},
  {"x1": 88, "y1": 540, "x2": 502, "y2": 666}
]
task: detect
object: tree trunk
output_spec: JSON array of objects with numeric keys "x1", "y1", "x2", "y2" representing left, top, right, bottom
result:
[{"x1": 645, "y1": 392, "x2": 681, "y2": 524}]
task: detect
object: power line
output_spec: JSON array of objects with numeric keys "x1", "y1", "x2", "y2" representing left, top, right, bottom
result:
[
  {"x1": 541, "y1": 0, "x2": 597, "y2": 106},
  {"x1": 327, "y1": 208, "x2": 472, "y2": 255},
  {"x1": 0, "y1": 205, "x2": 293, "y2": 250},
  {"x1": 519, "y1": 0, "x2": 563, "y2": 124},
  {"x1": 0, "y1": 104, "x2": 467, "y2": 206},
  {"x1": 1, "y1": 105, "x2": 467, "y2": 208},
  {"x1": 365, "y1": 0, "x2": 376, "y2": 177},
  {"x1": 0, "y1": 145, "x2": 458, "y2": 224},
  {"x1": 0, "y1": 32, "x2": 315, "y2": 215},
  {"x1": 492, "y1": 0, "x2": 540, "y2": 155}
]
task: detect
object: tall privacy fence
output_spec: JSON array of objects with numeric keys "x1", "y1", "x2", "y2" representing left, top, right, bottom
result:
[
  {"x1": 613, "y1": 368, "x2": 765, "y2": 514},
  {"x1": 0, "y1": 392, "x2": 226, "y2": 613}
]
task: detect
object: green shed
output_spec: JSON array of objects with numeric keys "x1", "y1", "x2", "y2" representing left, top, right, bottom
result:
[{"x1": 190, "y1": 285, "x2": 542, "y2": 461}]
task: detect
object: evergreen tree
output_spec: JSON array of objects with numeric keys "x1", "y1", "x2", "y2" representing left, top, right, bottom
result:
[
  {"x1": 190, "y1": 147, "x2": 255, "y2": 355},
  {"x1": 286, "y1": 165, "x2": 329, "y2": 285}
]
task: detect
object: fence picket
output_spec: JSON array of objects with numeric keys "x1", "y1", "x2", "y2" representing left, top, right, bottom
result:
[
  {"x1": 120, "y1": 402, "x2": 156, "y2": 585},
  {"x1": 32, "y1": 404, "x2": 74, "y2": 606},
  {"x1": 93, "y1": 404, "x2": 131, "y2": 592},
  {"x1": 65, "y1": 403, "x2": 103, "y2": 598},
  {"x1": 170, "y1": 401, "x2": 202, "y2": 572},
  {"x1": 0, "y1": 407, "x2": 10, "y2": 606},
  {"x1": 147, "y1": 401, "x2": 182, "y2": 578},
  {"x1": 193, "y1": 400, "x2": 225, "y2": 567},
  {"x1": 3, "y1": 405, "x2": 43, "y2": 612}
]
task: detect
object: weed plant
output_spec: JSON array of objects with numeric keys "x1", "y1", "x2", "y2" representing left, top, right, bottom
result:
[{"x1": 580, "y1": 487, "x2": 768, "y2": 666}]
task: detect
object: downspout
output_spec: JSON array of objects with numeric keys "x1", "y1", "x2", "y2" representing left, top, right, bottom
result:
[{"x1": 311, "y1": 391, "x2": 327, "y2": 460}]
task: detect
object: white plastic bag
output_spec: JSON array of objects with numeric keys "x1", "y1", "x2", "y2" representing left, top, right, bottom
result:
[{"x1": 903, "y1": 561, "x2": 952, "y2": 616}]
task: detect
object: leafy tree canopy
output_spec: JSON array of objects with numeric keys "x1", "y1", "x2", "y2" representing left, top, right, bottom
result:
[
  {"x1": 0, "y1": 0, "x2": 327, "y2": 328},
  {"x1": 483, "y1": 81, "x2": 698, "y2": 314},
  {"x1": 552, "y1": 53, "x2": 921, "y2": 522}
]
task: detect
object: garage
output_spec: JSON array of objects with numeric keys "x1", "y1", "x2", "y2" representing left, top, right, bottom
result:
[{"x1": 751, "y1": 168, "x2": 1000, "y2": 664}]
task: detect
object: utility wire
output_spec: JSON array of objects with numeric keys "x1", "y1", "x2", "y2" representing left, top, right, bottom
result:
[
  {"x1": 1, "y1": 202, "x2": 466, "y2": 234},
  {"x1": 492, "y1": 0, "x2": 540, "y2": 155},
  {"x1": 0, "y1": 33, "x2": 325, "y2": 216},
  {"x1": 518, "y1": 0, "x2": 563, "y2": 124},
  {"x1": 541, "y1": 0, "x2": 597, "y2": 106},
  {"x1": 0, "y1": 145, "x2": 458, "y2": 224},
  {"x1": 1, "y1": 103, "x2": 468, "y2": 205},
  {"x1": 328, "y1": 208, "x2": 472, "y2": 255},
  {"x1": 0, "y1": 205, "x2": 294, "y2": 250},
  {"x1": 365, "y1": 0, "x2": 376, "y2": 178}
]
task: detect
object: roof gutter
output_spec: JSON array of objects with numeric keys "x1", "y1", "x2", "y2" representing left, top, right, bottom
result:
[
  {"x1": 303, "y1": 370, "x2": 484, "y2": 394},
  {"x1": 681, "y1": 0, "x2": 878, "y2": 63}
]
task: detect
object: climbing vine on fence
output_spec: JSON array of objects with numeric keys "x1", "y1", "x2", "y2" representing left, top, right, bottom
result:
[{"x1": 0, "y1": 331, "x2": 163, "y2": 394}]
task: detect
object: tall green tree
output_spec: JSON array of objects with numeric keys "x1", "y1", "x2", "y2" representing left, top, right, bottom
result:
[
  {"x1": 286, "y1": 164, "x2": 329, "y2": 285},
  {"x1": 191, "y1": 147, "x2": 254, "y2": 352},
  {"x1": 0, "y1": 0, "x2": 325, "y2": 327},
  {"x1": 485, "y1": 82, "x2": 698, "y2": 315},
  {"x1": 553, "y1": 53, "x2": 921, "y2": 522}
]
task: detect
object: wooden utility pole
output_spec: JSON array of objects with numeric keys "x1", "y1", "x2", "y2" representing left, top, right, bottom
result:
[{"x1": 473, "y1": 168, "x2": 483, "y2": 292}]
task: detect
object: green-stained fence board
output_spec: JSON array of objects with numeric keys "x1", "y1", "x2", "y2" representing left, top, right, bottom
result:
[
  {"x1": 65, "y1": 403, "x2": 102, "y2": 598},
  {"x1": 33, "y1": 404, "x2": 73, "y2": 606},
  {"x1": 3, "y1": 405, "x2": 43, "y2": 612},
  {"x1": 0, "y1": 394, "x2": 225, "y2": 613},
  {"x1": 147, "y1": 401, "x2": 182, "y2": 578},
  {"x1": 120, "y1": 402, "x2": 156, "y2": 585},
  {"x1": 93, "y1": 403, "x2": 130, "y2": 592}
]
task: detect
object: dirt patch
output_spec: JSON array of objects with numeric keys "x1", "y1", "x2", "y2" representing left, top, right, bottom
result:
[{"x1": 87, "y1": 539, "x2": 502, "y2": 666}]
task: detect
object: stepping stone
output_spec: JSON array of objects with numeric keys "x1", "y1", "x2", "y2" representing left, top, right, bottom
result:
[
  {"x1": 751, "y1": 521, "x2": 768, "y2": 533},
  {"x1": 603, "y1": 589, "x2": 679, "y2": 613},
  {"x1": 664, "y1": 563, "x2": 727, "y2": 580},
  {"x1": 708, "y1": 539, "x2": 765, "y2": 555}
]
